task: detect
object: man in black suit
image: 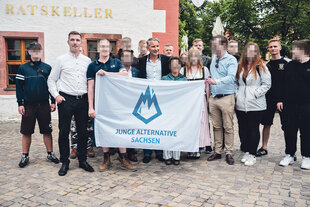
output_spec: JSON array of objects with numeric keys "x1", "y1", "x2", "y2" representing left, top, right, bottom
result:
[{"x1": 137, "y1": 37, "x2": 170, "y2": 163}]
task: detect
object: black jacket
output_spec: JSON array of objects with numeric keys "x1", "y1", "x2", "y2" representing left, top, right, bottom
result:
[
  {"x1": 279, "y1": 59, "x2": 310, "y2": 105},
  {"x1": 113, "y1": 48, "x2": 139, "y2": 68},
  {"x1": 137, "y1": 54, "x2": 170, "y2": 79},
  {"x1": 16, "y1": 60, "x2": 55, "y2": 106}
]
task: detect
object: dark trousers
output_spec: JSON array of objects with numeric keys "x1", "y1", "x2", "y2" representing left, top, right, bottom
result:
[
  {"x1": 284, "y1": 104, "x2": 310, "y2": 157},
  {"x1": 58, "y1": 93, "x2": 88, "y2": 164},
  {"x1": 236, "y1": 110, "x2": 263, "y2": 155},
  {"x1": 143, "y1": 149, "x2": 163, "y2": 157}
]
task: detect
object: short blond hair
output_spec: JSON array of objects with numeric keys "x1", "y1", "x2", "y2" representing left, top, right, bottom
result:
[
  {"x1": 192, "y1": 39, "x2": 203, "y2": 44},
  {"x1": 164, "y1": 43, "x2": 173, "y2": 47},
  {"x1": 268, "y1": 38, "x2": 281, "y2": 45},
  {"x1": 121, "y1": 37, "x2": 132, "y2": 44}
]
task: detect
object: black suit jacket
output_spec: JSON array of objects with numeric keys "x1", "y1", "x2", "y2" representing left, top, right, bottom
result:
[{"x1": 137, "y1": 54, "x2": 170, "y2": 79}]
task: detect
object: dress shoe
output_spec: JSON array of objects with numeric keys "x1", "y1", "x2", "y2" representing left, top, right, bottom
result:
[
  {"x1": 143, "y1": 156, "x2": 151, "y2": 163},
  {"x1": 79, "y1": 161, "x2": 94, "y2": 172},
  {"x1": 226, "y1": 154, "x2": 235, "y2": 165},
  {"x1": 207, "y1": 153, "x2": 222, "y2": 161},
  {"x1": 58, "y1": 163, "x2": 69, "y2": 176}
]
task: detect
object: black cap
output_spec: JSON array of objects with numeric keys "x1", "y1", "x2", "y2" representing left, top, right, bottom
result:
[{"x1": 27, "y1": 42, "x2": 42, "y2": 50}]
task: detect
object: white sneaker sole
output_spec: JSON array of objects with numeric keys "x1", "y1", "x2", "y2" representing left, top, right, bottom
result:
[{"x1": 279, "y1": 161, "x2": 294, "y2": 166}]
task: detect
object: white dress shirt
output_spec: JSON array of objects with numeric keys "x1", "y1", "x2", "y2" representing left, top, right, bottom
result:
[
  {"x1": 146, "y1": 56, "x2": 162, "y2": 80},
  {"x1": 48, "y1": 52, "x2": 91, "y2": 98}
]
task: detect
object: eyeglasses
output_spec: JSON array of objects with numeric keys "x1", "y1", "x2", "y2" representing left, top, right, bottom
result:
[{"x1": 215, "y1": 58, "x2": 219, "y2": 68}]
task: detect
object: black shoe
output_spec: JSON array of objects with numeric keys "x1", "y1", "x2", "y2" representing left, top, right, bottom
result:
[
  {"x1": 164, "y1": 158, "x2": 173, "y2": 165},
  {"x1": 256, "y1": 147, "x2": 268, "y2": 157},
  {"x1": 205, "y1": 146, "x2": 213, "y2": 154},
  {"x1": 143, "y1": 156, "x2": 151, "y2": 163},
  {"x1": 47, "y1": 152, "x2": 60, "y2": 164},
  {"x1": 207, "y1": 153, "x2": 222, "y2": 161},
  {"x1": 128, "y1": 154, "x2": 138, "y2": 162},
  {"x1": 156, "y1": 154, "x2": 164, "y2": 162},
  {"x1": 19, "y1": 155, "x2": 29, "y2": 168},
  {"x1": 226, "y1": 154, "x2": 235, "y2": 165},
  {"x1": 79, "y1": 161, "x2": 94, "y2": 172},
  {"x1": 58, "y1": 163, "x2": 69, "y2": 176}
]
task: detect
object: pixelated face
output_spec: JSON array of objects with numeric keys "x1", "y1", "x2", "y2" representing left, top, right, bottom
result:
[
  {"x1": 193, "y1": 41, "x2": 204, "y2": 53},
  {"x1": 189, "y1": 51, "x2": 201, "y2": 65},
  {"x1": 269, "y1": 41, "x2": 281, "y2": 56},
  {"x1": 97, "y1": 40, "x2": 110, "y2": 57},
  {"x1": 246, "y1": 45, "x2": 258, "y2": 61},
  {"x1": 164, "y1": 46, "x2": 174, "y2": 57},
  {"x1": 228, "y1": 42, "x2": 238, "y2": 55},
  {"x1": 28, "y1": 49, "x2": 42, "y2": 61},
  {"x1": 147, "y1": 40, "x2": 160, "y2": 56},
  {"x1": 139, "y1": 43, "x2": 147, "y2": 55},
  {"x1": 121, "y1": 51, "x2": 133, "y2": 66},
  {"x1": 211, "y1": 38, "x2": 224, "y2": 55},
  {"x1": 292, "y1": 46, "x2": 305, "y2": 61},
  {"x1": 122, "y1": 41, "x2": 132, "y2": 50},
  {"x1": 67, "y1": 34, "x2": 81, "y2": 54},
  {"x1": 170, "y1": 59, "x2": 181, "y2": 73}
]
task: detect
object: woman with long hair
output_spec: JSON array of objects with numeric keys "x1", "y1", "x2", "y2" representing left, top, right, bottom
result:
[
  {"x1": 180, "y1": 47, "x2": 211, "y2": 159},
  {"x1": 235, "y1": 42, "x2": 271, "y2": 166}
]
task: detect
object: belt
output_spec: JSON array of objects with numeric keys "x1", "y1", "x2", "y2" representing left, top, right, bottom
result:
[
  {"x1": 214, "y1": 94, "x2": 231, "y2": 98},
  {"x1": 59, "y1": 91, "x2": 87, "y2": 100}
]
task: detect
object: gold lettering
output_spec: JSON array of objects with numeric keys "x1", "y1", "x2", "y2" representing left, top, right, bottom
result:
[
  {"x1": 64, "y1": 6, "x2": 71, "y2": 16},
  {"x1": 105, "y1": 9, "x2": 112, "y2": 18},
  {"x1": 6, "y1": 4, "x2": 14, "y2": 14},
  {"x1": 41, "y1": 5, "x2": 48, "y2": 15},
  {"x1": 84, "y1": 8, "x2": 92, "y2": 18},
  {"x1": 74, "y1": 7, "x2": 82, "y2": 17},
  {"x1": 27, "y1": 5, "x2": 38, "y2": 15},
  {"x1": 17, "y1": 5, "x2": 26, "y2": 15},
  {"x1": 95, "y1": 8, "x2": 102, "y2": 18},
  {"x1": 52, "y1": 6, "x2": 60, "y2": 16}
]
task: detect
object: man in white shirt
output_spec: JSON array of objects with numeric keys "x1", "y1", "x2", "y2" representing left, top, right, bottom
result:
[{"x1": 48, "y1": 31, "x2": 94, "y2": 176}]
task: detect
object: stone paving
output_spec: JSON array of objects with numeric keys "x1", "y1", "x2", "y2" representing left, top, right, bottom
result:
[{"x1": 0, "y1": 114, "x2": 310, "y2": 207}]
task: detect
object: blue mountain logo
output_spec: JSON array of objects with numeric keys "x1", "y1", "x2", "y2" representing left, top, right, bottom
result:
[{"x1": 132, "y1": 86, "x2": 162, "y2": 124}]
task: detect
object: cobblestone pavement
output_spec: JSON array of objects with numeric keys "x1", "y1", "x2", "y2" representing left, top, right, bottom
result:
[{"x1": 0, "y1": 114, "x2": 310, "y2": 207}]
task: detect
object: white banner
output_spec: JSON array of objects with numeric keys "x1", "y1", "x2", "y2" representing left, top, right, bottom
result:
[{"x1": 94, "y1": 75, "x2": 205, "y2": 152}]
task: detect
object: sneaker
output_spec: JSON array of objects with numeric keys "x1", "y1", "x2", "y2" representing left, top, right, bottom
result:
[
  {"x1": 301, "y1": 157, "x2": 310, "y2": 170},
  {"x1": 192, "y1": 152, "x2": 201, "y2": 160},
  {"x1": 241, "y1": 152, "x2": 250, "y2": 163},
  {"x1": 70, "y1": 148, "x2": 78, "y2": 159},
  {"x1": 279, "y1": 154, "x2": 295, "y2": 166},
  {"x1": 87, "y1": 147, "x2": 95, "y2": 158},
  {"x1": 256, "y1": 147, "x2": 268, "y2": 157},
  {"x1": 47, "y1": 152, "x2": 60, "y2": 164},
  {"x1": 19, "y1": 155, "x2": 29, "y2": 168},
  {"x1": 244, "y1": 154, "x2": 256, "y2": 166}
]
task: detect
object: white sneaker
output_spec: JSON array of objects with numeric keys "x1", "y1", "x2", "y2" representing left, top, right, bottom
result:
[
  {"x1": 241, "y1": 152, "x2": 249, "y2": 163},
  {"x1": 244, "y1": 154, "x2": 256, "y2": 166},
  {"x1": 301, "y1": 157, "x2": 310, "y2": 170},
  {"x1": 279, "y1": 154, "x2": 295, "y2": 166}
]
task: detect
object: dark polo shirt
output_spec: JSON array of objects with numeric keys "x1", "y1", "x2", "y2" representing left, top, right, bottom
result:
[{"x1": 87, "y1": 57, "x2": 125, "y2": 80}]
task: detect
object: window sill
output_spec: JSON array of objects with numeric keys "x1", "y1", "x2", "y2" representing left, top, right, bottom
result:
[{"x1": 4, "y1": 88, "x2": 16, "y2": 91}]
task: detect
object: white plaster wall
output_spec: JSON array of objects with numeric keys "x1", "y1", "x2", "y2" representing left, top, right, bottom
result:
[
  {"x1": 0, "y1": 0, "x2": 166, "y2": 64},
  {"x1": 0, "y1": 0, "x2": 166, "y2": 120}
]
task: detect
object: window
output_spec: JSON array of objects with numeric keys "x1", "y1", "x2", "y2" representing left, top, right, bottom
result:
[
  {"x1": 87, "y1": 40, "x2": 117, "y2": 61},
  {"x1": 6, "y1": 39, "x2": 37, "y2": 88}
]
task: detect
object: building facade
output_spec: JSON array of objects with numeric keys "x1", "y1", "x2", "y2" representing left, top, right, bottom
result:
[{"x1": 0, "y1": 0, "x2": 179, "y2": 119}]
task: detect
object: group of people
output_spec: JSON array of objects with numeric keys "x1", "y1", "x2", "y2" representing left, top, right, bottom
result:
[{"x1": 15, "y1": 31, "x2": 310, "y2": 176}]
